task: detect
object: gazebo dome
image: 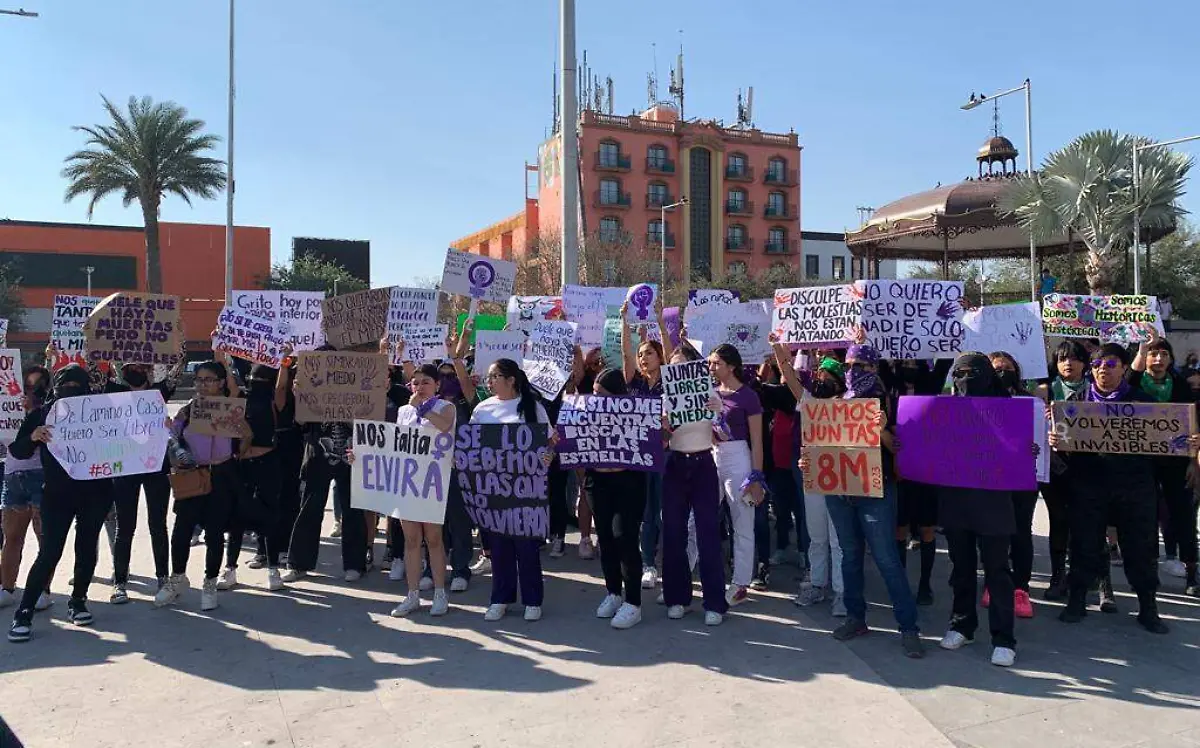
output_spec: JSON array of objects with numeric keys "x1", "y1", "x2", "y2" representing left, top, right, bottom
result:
[{"x1": 977, "y1": 135, "x2": 1019, "y2": 176}]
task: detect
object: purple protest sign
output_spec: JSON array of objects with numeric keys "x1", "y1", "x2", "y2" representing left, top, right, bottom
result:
[
  {"x1": 454, "y1": 424, "x2": 550, "y2": 538},
  {"x1": 662, "y1": 306, "x2": 681, "y2": 347},
  {"x1": 555, "y1": 394, "x2": 665, "y2": 472},
  {"x1": 625, "y1": 283, "x2": 657, "y2": 325},
  {"x1": 896, "y1": 395, "x2": 1036, "y2": 491}
]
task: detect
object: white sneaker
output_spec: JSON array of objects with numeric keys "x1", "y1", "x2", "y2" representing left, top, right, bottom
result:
[
  {"x1": 387, "y1": 562, "x2": 405, "y2": 581},
  {"x1": 1163, "y1": 559, "x2": 1188, "y2": 578},
  {"x1": 831, "y1": 595, "x2": 847, "y2": 618},
  {"x1": 0, "y1": 589, "x2": 14, "y2": 609},
  {"x1": 280, "y1": 569, "x2": 307, "y2": 583},
  {"x1": 793, "y1": 584, "x2": 827, "y2": 607},
  {"x1": 656, "y1": 591, "x2": 665, "y2": 605},
  {"x1": 611, "y1": 603, "x2": 642, "y2": 629},
  {"x1": 154, "y1": 575, "x2": 188, "y2": 608},
  {"x1": 578, "y1": 537, "x2": 595, "y2": 560},
  {"x1": 450, "y1": 576, "x2": 469, "y2": 593},
  {"x1": 330, "y1": 519, "x2": 342, "y2": 538},
  {"x1": 344, "y1": 569, "x2": 362, "y2": 583},
  {"x1": 667, "y1": 604, "x2": 687, "y2": 620},
  {"x1": 991, "y1": 646, "x2": 1016, "y2": 667},
  {"x1": 704, "y1": 611, "x2": 723, "y2": 626},
  {"x1": 939, "y1": 631, "x2": 973, "y2": 651},
  {"x1": 641, "y1": 567, "x2": 659, "y2": 589},
  {"x1": 484, "y1": 603, "x2": 508, "y2": 621},
  {"x1": 470, "y1": 556, "x2": 492, "y2": 575},
  {"x1": 549, "y1": 537, "x2": 565, "y2": 558},
  {"x1": 430, "y1": 589, "x2": 449, "y2": 617},
  {"x1": 266, "y1": 568, "x2": 283, "y2": 591},
  {"x1": 523, "y1": 605, "x2": 542, "y2": 622},
  {"x1": 596, "y1": 593, "x2": 623, "y2": 619},
  {"x1": 34, "y1": 592, "x2": 53, "y2": 611},
  {"x1": 200, "y1": 578, "x2": 219, "y2": 611},
  {"x1": 419, "y1": 576, "x2": 434, "y2": 592},
  {"x1": 216, "y1": 568, "x2": 238, "y2": 591},
  {"x1": 391, "y1": 592, "x2": 421, "y2": 618}
]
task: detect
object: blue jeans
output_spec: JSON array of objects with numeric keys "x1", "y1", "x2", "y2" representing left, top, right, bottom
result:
[
  {"x1": 641, "y1": 471, "x2": 664, "y2": 568},
  {"x1": 1, "y1": 469, "x2": 44, "y2": 510},
  {"x1": 825, "y1": 482, "x2": 919, "y2": 634}
]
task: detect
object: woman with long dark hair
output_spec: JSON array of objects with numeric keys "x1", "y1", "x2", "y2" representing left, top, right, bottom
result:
[{"x1": 0, "y1": 367, "x2": 53, "y2": 613}]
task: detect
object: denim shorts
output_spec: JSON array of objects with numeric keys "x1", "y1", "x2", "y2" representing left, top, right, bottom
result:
[{"x1": 1, "y1": 469, "x2": 45, "y2": 510}]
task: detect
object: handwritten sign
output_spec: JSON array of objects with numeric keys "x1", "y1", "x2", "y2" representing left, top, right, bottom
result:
[
  {"x1": 772, "y1": 285, "x2": 859, "y2": 347},
  {"x1": 190, "y1": 396, "x2": 247, "y2": 438},
  {"x1": 84, "y1": 292, "x2": 183, "y2": 367},
  {"x1": 799, "y1": 397, "x2": 883, "y2": 498},
  {"x1": 859, "y1": 280, "x2": 964, "y2": 360},
  {"x1": 399, "y1": 325, "x2": 449, "y2": 365},
  {"x1": 1051, "y1": 401, "x2": 1197, "y2": 457},
  {"x1": 1030, "y1": 397, "x2": 1050, "y2": 483},
  {"x1": 800, "y1": 398, "x2": 882, "y2": 447},
  {"x1": 0, "y1": 349, "x2": 23, "y2": 459},
  {"x1": 351, "y1": 419, "x2": 454, "y2": 524},
  {"x1": 802, "y1": 447, "x2": 884, "y2": 498},
  {"x1": 1042, "y1": 293, "x2": 1164, "y2": 344},
  {"x1": 601, "y1": 317, "x2": 627, "y2": 369},
  {"x1": 662, "y1": 306, "x2": 681, "y2": 347},
  {"x1": 441, "y1": 248, "x2": 516, "y2": 304},
  {"x1": 232, "y1": 290, "x2": 326, "y2": 350},
  {"x1": 386, "y1": 287, "x2": 440, "y2": 356},
  {"x1": 213, "y1": 306, "x2": 286, "y2": 367},
  {"x1": 473, "y1": 330, "x2": 526, "y2": 375},
  {"x1": 562, "y1": 285, "x2": 607, "y2": 319},
  {"x1": 322, "y1": 287, "x2": 393, "y2": 349},
  {"x1": 51, "y1": 294, "x2": 104, "y2": 360},
  {"x1": 44, "y1": 390, "x2": 170, "y2": 480},
  {"x1": 723, "y1": 302, "x2": 772, "y2": 363},
  {"x1": 523, "y1": 319, "x2": 577, "y2": 400},
  {"x1": 455, "y1": 423, "x2": 550, "y2": 537},
  {"x1": 506, "y1": 296, "x2": 564, "y2": 338},
  {"x1": 294, "y1": 351, "x2": 388, "y2": 424},
  {"x1": 556, "y1": 394, "x2": 664, "y2": 472},
  {"x1": 896, "y1": 395, "x2": 1036, "y2": 490},
  {"x1": 963, "y1": 302, "x2": 1047, "y2": 379},
  {"x1": 687, "y1": 289, "x2": 738, "y2": 320},
  {"x1": 661, "y1": 359, "x2": 715, "y2": 430},
  {"x1": 625, "y1": 283, "x2": 658, "y2": 325}
]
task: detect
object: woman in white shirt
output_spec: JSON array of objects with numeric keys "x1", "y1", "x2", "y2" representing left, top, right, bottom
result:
[{"x1": 389, "y1": 365, "x2": 457, "y2": 618}]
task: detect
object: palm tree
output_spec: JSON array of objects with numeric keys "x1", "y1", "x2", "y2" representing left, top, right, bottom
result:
[
  {"x1": 62, "y1": 95, "x2": 227, "y2": 293},
  {"x1": 999, "y1": 129, "x2": 1191, "y2": 294}
]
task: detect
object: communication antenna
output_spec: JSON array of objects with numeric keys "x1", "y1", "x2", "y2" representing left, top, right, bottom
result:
[
  {"x1": 736, "y1": 87, "x2": 755, "y2": 128},
  {"x1": 991, "y1": 98, "x2": 1001, "y2": 137},
  {"x1": 606, "y1": 76, "x2": 614, "y2": 114},
  {"x1": 746, "y1": 86, "x2": 754, "y2": 127},
  {"x1": 668, "y1": 31, "x2": 684, "y2": 119},
  {"x1": 647, "y1": 43, "x2": 659, "y2": 107}
]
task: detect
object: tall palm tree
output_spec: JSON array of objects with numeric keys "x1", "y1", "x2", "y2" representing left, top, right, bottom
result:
[
  {"x1": 62, "y1": 95, "x2": 227, "y2": 293},
  {"x1": 999, "y1": 129, "x2": 1191, "y2": 294}
]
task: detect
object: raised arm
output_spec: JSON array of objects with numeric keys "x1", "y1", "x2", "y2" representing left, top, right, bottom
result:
[{"x1": 620, "y1": 301, "x2": 637, "y2": 383}]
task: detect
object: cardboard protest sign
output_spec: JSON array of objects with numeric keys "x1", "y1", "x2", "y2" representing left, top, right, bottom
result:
[
  {"x1": 232, "y1": 290, "x2": 325, "y2": 350},
  {"x1": 556, "y1": 394, "x2": 664, "y2": 472},
  {"x1": 189, "y1": 396, "x2": 247, "y2": 438},
  {"x1": 963, "y1": 302, "x2": 1047, "y2": 379},
  {"x1": 523, "y1": 319, "x2": 577, "y2": 400},
  {"x1": 440, "y1": 248, "x2": 516, "y2": 304},
  {"x1": 0, "y1": 349, "x2": 23, "y2": 459},
  {"x1": 1041, "y1": 293, "x2": 1164, "y2": 344},
  {"x1": 398, "y1": 325, "x2": 449, "y2": 365},
  {"x1": 294, "y1": 351, "x2": 388, "y2": 424},
  {"x1": 84, "y1": 292, "x2": 183, "y2": 367},
  {"x1": 455, "y1": 423, "x2": 550, "y2": 537},
  {"x1": 506, "y1": 295, "x2": 564, "y2": 338},
  {"x1": 386, "y1": 287, "x2": 440, "y2": 354},
  {"x1": 801, "y1": 446, "x2": 884, "y2": 498},
  {"x1": 625, "y1": 283, "x2": 658, "y2": 325},
  {"x1": 351, "y1": 419, "x2": 455, "y2": 524},
  {"x1": 44, "y1": 390, "x2": 170, "y2": 480},
  {"x1": 51, "y1": 294, "x2": 104, "y2": 361},
  {"x1": 896, "y1": 395, "x2": 1036, "y2": 490},
  {"x1": 772, "y1": 285, "x2": 860, "y2": 347},
  {"x1": 455, "y1": 313, "x2": 505, "y2": 344},
  {"x1": 661, "y1": 359, "x2": 715, "y2": 430},
  {"x1": 473, "y1": 330, "x2": 526, "y2": 375},
  {"x1": 213, "y1": 306, "x2": 286, "y2": 367},
  {"x1": 321, "y1": 287, "x2": 393, "y2": 349},
  {"x1": 799, "y1": 397, "x2": 883, "y2": 498},
  {"x1": 859, "y1": 280, "x2": 964, "y2": 360},
  {"x1": 1051, "y1": 401, "x2": 1197, "y2": 457}
]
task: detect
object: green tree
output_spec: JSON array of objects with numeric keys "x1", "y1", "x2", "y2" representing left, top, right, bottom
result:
[
  {"x1": 62, "y1": 95, "x2": 227, "y2": 294},
  {"x1": 999, "y1": 130, "x2": 1191, "y2": 294},
  {"x1": 1145, "y1": 222, "x2": 1200, "y2": 320},
  {"x1": 263, "y1": 254, "x2": 368, "y2": 296},
  {"x1": 0, "y1": 263, "x2": 27, "y2": 334}
]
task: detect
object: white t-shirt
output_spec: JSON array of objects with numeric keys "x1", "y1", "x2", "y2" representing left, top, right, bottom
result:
[
  {"x1": 470, "y1": 396, "x2": 550, "y2": 425},
  {"x1": 669, "y1": 421, "x2": 713, "y2": 453},
  {"x1": 395, "y1": 398, "x2": 455, "y2": 428}
]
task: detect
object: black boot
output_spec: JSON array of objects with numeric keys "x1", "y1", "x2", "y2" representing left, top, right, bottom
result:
[
  {"x1": 1059, "y1": 587, "x2": 1087, "y2": 624},
  {"x1": 916, "y1": 540, "x2": 936, "y2": 605},
  {"x1": 1136, "y1": 592, "x2": 1169, "y2": 634},
  {"x1": 896, "y1": 540, "x2": 908, "y2": 569},
  {"x1": 1044, "y1": 553, "x2": 1068, "y2": 601}
]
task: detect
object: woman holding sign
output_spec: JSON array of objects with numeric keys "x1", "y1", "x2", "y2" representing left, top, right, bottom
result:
[{"x1": 0, "y1": 367, "x2": 53, "y2": 613}]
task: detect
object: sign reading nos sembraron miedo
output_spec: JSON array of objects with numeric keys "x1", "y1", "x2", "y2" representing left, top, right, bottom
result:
[
  {"x1": 455, "y1": 424, "x2": 550, "y2": 538},
  {"x1": 556, "y1": 394, "x2": 664, "y2": 472}
]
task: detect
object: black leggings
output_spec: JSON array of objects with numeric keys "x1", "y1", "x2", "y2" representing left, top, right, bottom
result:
[
  {"x1": 112, "y1": 471, "x2": 172, "y2": 583},
  {"x1": 18, "y1": 484, "x2": 113, "y2": 610},
  {"x1": 1010, "y1": 490, "x2": 1038, "y2": 592},
  {"x1": 1040, "y1": 473, "x2": 1071, "y2": 564},
  {"x1": 947, "y1": 530, "x2": 1015, "y2": 649},
  {"x1": 290, "y1": 455, "x2": 364, "y2": 573},
  {"x1": 228, "y1": 451, "x2": 283, "y2": 568},
  {"x1": 586, "y1": 470, "x2": 647, "y2": 606},
  {"x1": 171, "y1": 461, "x2": 239, "y2": 580}
]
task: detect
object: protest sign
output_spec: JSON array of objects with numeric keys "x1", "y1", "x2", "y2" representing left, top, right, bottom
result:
[
  {"x1": 506, "y1": 296, "x2": 564, "y2": 337},
  {"x1": 1041, "y1": 293, "x2": 1164, "y2": 344},
  {"x1": 625, "y1": 283, "x2": 658, "y2": 325},
  {"x1": 1050, "y1": 401, "x2": 1197, "y2": 457},
  {"x1": 661, "y1": 359, "x2": 715, "y2": 429},
  {"x1": 772, "y1": 285, "x2": 860, "y2": 347},
  {"x1": 0, "y1": 349, "x2": 23, "y2": 459},
  {"x1": 189, "y1": 396, "x2": 248, "y2": 438},
  {"x1": 858, "y1": 280, "x2": 964, "y2": 360},
  {"x1": 84, "y1": 292, "x2": 183, "y2": 367},
  {"x1": 474, "y1": 330, "x2": 526, "y2": 375},
  {"x1": 562, "y1": 285, "x2": 607, "y2": 319},
  {"x1": 398, "y1": 325, "x2": 449, "y2": 365},
  {"x1": 212, "y1": 306, "x2": 286, "y2": 367},
  {"x1": 52, "y1": 294, "x2": 104, "y2": 359},
  {"x1": 44, "y1": 390, "x2": 170, "y2": 480},
  {"x1": 294, "y1": 351, "x2": 388, "y2": 424},
  {"x1": 572, "y1": 312, "x2": 605, "y2": 353},
  {"x1": 801, "y1": 447, "x2": 884, "y2": 498},
  {"x1": 386, "y1": 287, "x2": 440, "y2": 352},
  {"x1": 687, "y1": 289, "x2": 739, "y2": 319},
  {"x1": 896, "y1": 395, "x2": 1036, "y2": 490},
  {"x1": 455, "y1": 423, "x2": 550, "y2": 537},
  {"x1": 602, "y1": 317, "x2": 627, "y2": 368},
  {"x1": 322, "y1": 287, "x2": 393, "y2": 349},
  {"x1": 232, "y1": 290, "x2": 326, "y2": 350},
  {"x1": 799, "y1": 397, "x2": 883, "y2": 498},
  {"x1": 523, "y1": 319, "x2": 577, "y2": 400},
  {"x1": 662, "y1": 306, "x2": 681, "y2": 347},
  {"x1": 0, "y1": 319, "x2": 6, "y2": 347},
  {"x1": 963, "y1": 302, "x2": 1047, "y2": 378},
  {"x1": 441, "y1": 248, "x2": 516, "y2": 304},
  {"x1": 724, "y1": 302, "x2": 772, "y2": 363},
  {"x1": 351, "y1": 419, "x2": 455, "y2": 524},
  {"x1": 1029, "y1": 397, "x2": 1050, "y2": 483},
  {"x1": 455, "y1": 313, "x2": 505, "y2": 344},
  {"x1": 555, "y1": 394, "x2": 664, "y2": 472}
]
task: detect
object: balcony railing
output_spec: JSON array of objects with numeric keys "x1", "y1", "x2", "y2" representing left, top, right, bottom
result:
[
  {"x1": 764, "y1": 202, "x2": 798, "y2": 219},
  {"x1": 764, "y1": 167, "x2": 798, "y2": 186},
  {"x1": 645, "y1": 193, "x2": 677, "y2": 209},
  {"x1": 647, "y1": 232, "x2": 677, "y2": 249},
  {"x1": 764, "y1": 239, "x2": 799, "y2": 254},
  {"x1": 645, "y1": 157, "x2": 675, "y2": 174},
  {"x1": 725, "y1": 199, "x2": 755, "y2": 216},
  {"x1": 725, "y1": 237, "x2": 753, "y2": 253},
  {"x1": 594, "y1": 190, "x2": 632, "y2": 209},
  {"x1": 725, "y1": 165, "x2": 755, "y2": 182},
  {"x1": 595, "y1": 152, "x2": 632, "y2": 172}
]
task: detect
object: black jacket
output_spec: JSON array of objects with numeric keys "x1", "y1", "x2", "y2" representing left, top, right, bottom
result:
[{"x1": 9, "y1": 400, "x2": 114, "y2": 496}]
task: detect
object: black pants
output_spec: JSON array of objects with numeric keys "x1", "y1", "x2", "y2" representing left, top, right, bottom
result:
[
  {"x1": 947, "y1": 529, "x2": 1016, "y2": 649},
  {"x1": 1068, "y1": 472, "x2": 1159, "y2": 597},
  {"x1": 1011, "y1": 490, "x2": 1038, "y2": 592},
  {"x1": 1154, "y1": 459, "x2": 1197, "y2": 568},
  {"x1": 112, "y1": 471, "x2": 172, "y2": 583},
  {"x1": 1041, "y1": 473, "x2": 1071, "y2": 566},
  {"x1": 586, "y1": 470, "x2": 646, "y2": 606},
  {"x1": 276, "y1": 430, "x2": 304, "y2": 555},
  {"x1": 291, "y1": 455, "x2": 364, "y2": 573},
  {"x1": 171, "y1": 461, "x2": 239, "y2": 580},
  {"x1": 548, "y1": 463, "x2": 568, "y2": 539},
  {"x1": 18, "y1": 483, "x2": 113, "y2": 610},
  {"x1": 227, "y1": 451, "x2": 284, "y2": 568}
]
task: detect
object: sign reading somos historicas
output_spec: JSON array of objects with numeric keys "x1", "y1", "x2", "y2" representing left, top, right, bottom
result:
[
  {"x1": 1041, "y1": 293, "x2": 1164, "y2": 344},
  {"x1": 799, "y1": 397, "x2": 883, "y2": 497},
  {"x1": 84, "y1": 292, "x2": 184, "y2": 367},
  {"x1": 455, "y1": 423, "x2": 550, "y2": 538},
  {"x1": 1051, "y1": 401, "x2": 1197, "y2": 457}
]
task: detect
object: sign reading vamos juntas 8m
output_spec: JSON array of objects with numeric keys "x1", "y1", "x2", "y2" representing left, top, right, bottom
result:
[{"x1": 83, "y1": 292, "x2": 184, "y2": 367}]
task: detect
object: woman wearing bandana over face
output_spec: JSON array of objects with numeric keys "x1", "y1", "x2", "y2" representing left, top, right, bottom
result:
[{"x1": 8, "y1": 366, "x2": 117, "y2": 642}]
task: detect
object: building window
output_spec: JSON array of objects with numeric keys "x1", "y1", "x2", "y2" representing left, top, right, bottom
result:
[
  {"x1": 727, "y1": 188, "x2": 746, "y2": 212},
  {"x1": 599, "y1": 216, "x2": 622, "y2": 243},
  {"x1": 851, "y1": 257, "x2": 864, "y2": 279},
  {"x1": 727, "y1": 152, "x2": 747, "y2": 177},
  {"x1": 0, "y1": 251, "x2": 137, "y2": 290},
  {"x1": 805, "y1": 254, "x2": 820, "y2": 279},
  {"x1": 599, "y1": 140, "x2": 621, "y2": 168},
  {"x1": 767, "y1": 191, "x2": 786, "y2": 217},
  {"x1": 832, "y1": 256, "x2": 846, "y2": 281},
  {"x1": 648, "y1": 145, "x2": 668, "y2": 169},
  {"x1": 601, "y1": 259, "x2": 618, "y2": 284},
  {"x1": 728, "y1": 261, "x2": 748, "y2": 276},
  {"x1": 689, "y1": 147, "x2": 713, "y2": 279},
  {"x1": 648, "y1": 219, "x2": 664, "y2": 245},
  {"x1": 767, "y1": 227, "x2": 787, "y2": 253},
  {"x1": 648, "y1": 182, "x2": 669, "y2": 207},
  {"x1": 767, "y1": 157, "x2": 786, "y2": 182},
  {"x1": 726, "y1": 224, "x2": 746, "y2": 250},
  {"x1": 600, "y1": 178, "x2": 621, "y2": 205}
]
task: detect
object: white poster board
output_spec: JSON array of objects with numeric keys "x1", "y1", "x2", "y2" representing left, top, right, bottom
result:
[
  {"x1": 44, "y1": 390, "x2": 170, "y2": 480},
  {"x1": 523, "y1": 319, "x2": 577, "y2": 400},
  {"x1": 231, "y1": 290, "x2": 326, "y2": 351},
  {"x1": 350, "y1": 419, "x2": 455, "y2": 524},
  {"x1": 859, "y1": 279, "x2": 965, "y2": 360},
  {"x1": 963, "y1": 302, "x2": 1048, "y2": 380},
  {"x1": 440, "y1": 248, "x2": 516, "y2": 304},
  {"x1": 474, "y1": 330, "x2": 527, "y2": 376}
]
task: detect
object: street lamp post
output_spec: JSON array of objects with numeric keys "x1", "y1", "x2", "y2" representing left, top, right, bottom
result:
[
  {"x1": 1132, "y1": 133, "x2": 1200, "y2": 294},
  {"x1": 83, "y1": 266, "x2": 95, "y2": 296},
  {"x1": 0, "y1": 8, "x2": 38, "y2": 16},
  {"x1": 660, "y1": 197, "x2": 688, "y2": 286},
  {"x1": 224, "y1": 0, "x2": 235, "y2": 304},
  {"x1": 961, "y1": 79, "x2": 1036, "y2": 301}
]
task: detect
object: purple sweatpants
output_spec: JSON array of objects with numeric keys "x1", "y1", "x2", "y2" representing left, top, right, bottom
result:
[
  {"x1": 489, "y1": 534, "x2": 544, "y2": 607},
  {"x1": 662, "y1": 450, "x2": 728, "y2": 614}
]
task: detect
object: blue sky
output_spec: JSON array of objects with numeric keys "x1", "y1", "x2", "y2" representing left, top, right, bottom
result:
[{"x1": 1, "y1": 0, "x2": 1198, "y2": 288}]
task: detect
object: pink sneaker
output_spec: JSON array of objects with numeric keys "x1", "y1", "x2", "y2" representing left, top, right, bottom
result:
[
  {"x1": 1014, "y1": 589, "x2": 1034, "y2": 619},
  {"x1": 981, "y1": 587, "x2": 990, "y2": 608}
]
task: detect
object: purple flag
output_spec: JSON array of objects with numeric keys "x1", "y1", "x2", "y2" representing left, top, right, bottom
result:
[
  {"x1": 896, "y1": 396, "x2": 1036, "y2": 491},
  {"x1": 556, "y1": 394, "x2": 665, "y2": 472},
  {"x1": 662, "y1": 306, "x2": 681, "y2": 347}
]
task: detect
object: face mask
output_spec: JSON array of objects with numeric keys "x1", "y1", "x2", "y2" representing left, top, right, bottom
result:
[
  {"x1": 952, "y1": 368, "x2": 994, "y2": 397},
  {"x1": 439, "y1": 376, "x2": 463, "y2": 400},
  {"x1": 54, "y1": 383, "x2": 85, "y2": 399},
  {"x1": 123, "y1": 369, "x2": 148, "y2": 388},
  {"x1": 845, "y1": 367, "x2": 878, "y2": 396},
  {"x1": 994, "y1": 370, "x2": 1018, "y2": 391},
  {"x1": 811, "y1": 380, "x2": 839, "y2": 399}
]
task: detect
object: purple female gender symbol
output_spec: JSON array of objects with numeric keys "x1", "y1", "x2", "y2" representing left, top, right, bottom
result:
[
  {"x1": 468, "y1": 261, "x2": 496, "y2": 298},
  {"x1": 629, "y1": 284, "x2": 654, "y2": 321}
]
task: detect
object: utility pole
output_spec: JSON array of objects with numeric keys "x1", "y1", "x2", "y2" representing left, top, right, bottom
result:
[
  {"x1": 559, "y1": 0, "x2": 579, "y2": 286},
  {"x1": 0, "y1": 8, "x2": 38, "y2": 16},
  {"x1": 224, "y1": 0, "x2": 236, "y2": 304}
]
